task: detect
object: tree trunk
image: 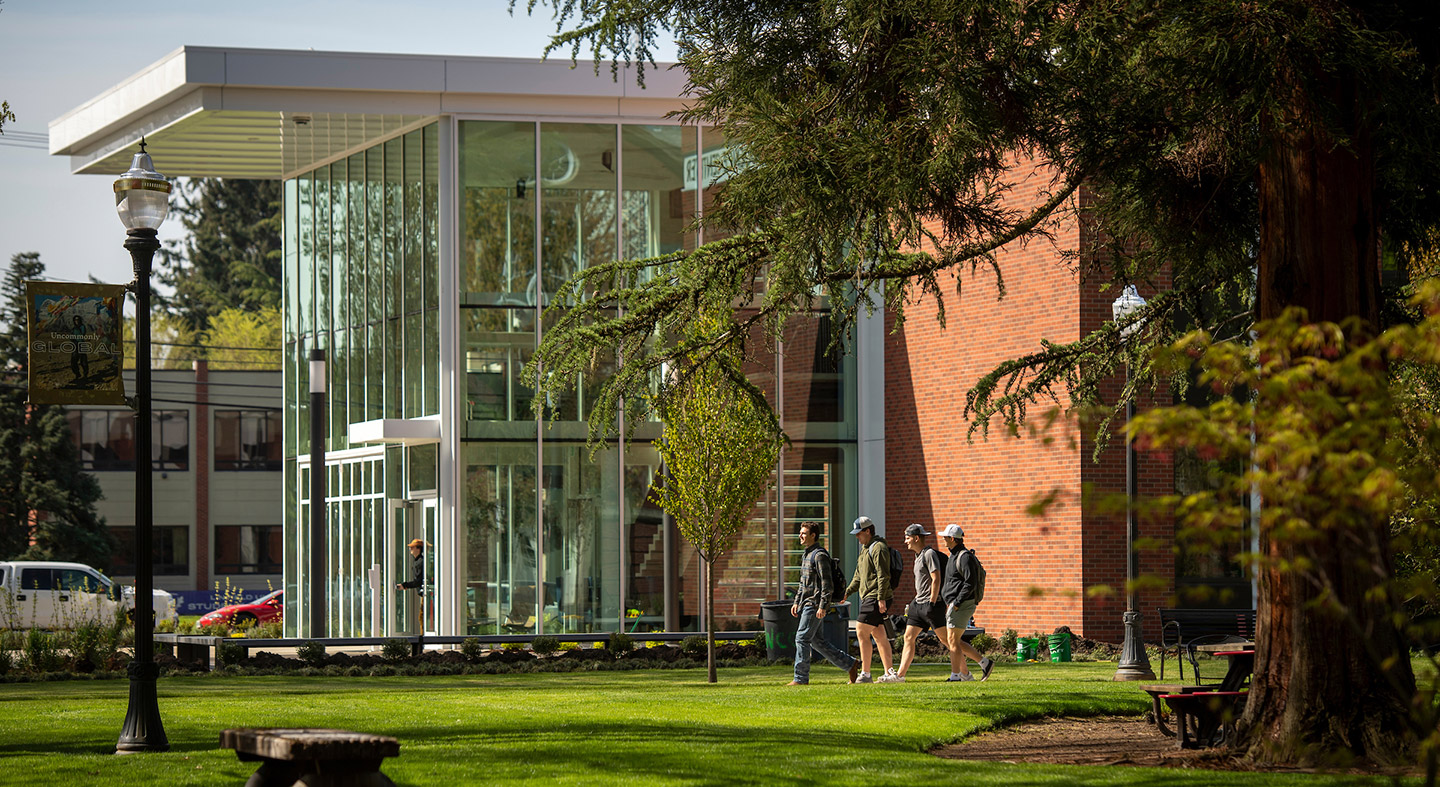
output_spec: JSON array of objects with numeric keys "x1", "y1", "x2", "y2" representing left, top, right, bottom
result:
[
  {"x1": 1244, "y1": 71, "x2": 1416, "y2": 766},
  {"x1": 706, "y1": 557, "x2": 717, "y2": 683}
]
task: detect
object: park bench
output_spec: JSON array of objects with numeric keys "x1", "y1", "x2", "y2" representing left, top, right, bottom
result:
[
  {"x1": 220, "y1": 728, "x2": 400, "y2": 787},
  {"x1": 1157, "y1": 608, "x2": 1255, "y2": 683},
  {"x1": 1157, "y1": 691, "x2": 1247, "y2": 749},
  {"x1": 1139, "y1": 684, "x2": 1210, "y2": 737}
]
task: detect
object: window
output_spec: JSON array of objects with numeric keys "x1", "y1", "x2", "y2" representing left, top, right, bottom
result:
[
  {"x1": 214, "y1": 410, "x2": 283, "y2": 471},
  {"x1": 214, "y1": 525, "x2": 283, "y2": 574},
  {"x1": 111, "y1": 526, "x2": 190, "y2": 575},
  {"x1": 18, "y1": 568, "x2": 53, "y2": 590},
  {"x1": 67, "y1": 410, "x2": 189, "y2": 471}
]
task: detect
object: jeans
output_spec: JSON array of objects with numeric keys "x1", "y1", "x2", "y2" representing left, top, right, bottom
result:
[{"x1": 793, "y1": 603, "x2": 856, "y2": 683}]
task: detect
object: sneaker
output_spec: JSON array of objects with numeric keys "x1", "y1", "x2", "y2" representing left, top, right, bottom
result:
[
  {"x1": 856, "y1": 672, "x2": 873, "y2": 684},
  {"x1": 847, "y1": 662, "x2": 859, "y2": 684},
  {"x1": 878, "y1": 672, "x2": 905, "y2": 683},
  {"x1": 979, "y1": 657, "x2": 994, "y2": 682},
  {"x1": 945, "y1": 672, "x2": 975, "y2": 682}
]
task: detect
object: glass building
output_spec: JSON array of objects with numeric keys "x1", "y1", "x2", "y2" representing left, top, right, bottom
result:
[{"x1": 49, "y1": 47, "x2": 886, "y2": 638}]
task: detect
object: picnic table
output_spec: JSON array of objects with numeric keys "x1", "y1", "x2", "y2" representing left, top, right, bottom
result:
[{"x1": 1194, "y1": 641, "x2": 1254, "y2": 691}]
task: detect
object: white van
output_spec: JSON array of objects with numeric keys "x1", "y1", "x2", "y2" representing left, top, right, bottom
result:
[{"x1": 0, "y1": 561, "x2": 178, "y2": 629}]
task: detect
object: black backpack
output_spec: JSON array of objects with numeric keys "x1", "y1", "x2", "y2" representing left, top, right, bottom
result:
[
  {"x1": 967, "y1": 549, "x2": 987, "y2": 604},
  {"x1": 825, "y1": 550, "x2": 847, "y2": 603}
]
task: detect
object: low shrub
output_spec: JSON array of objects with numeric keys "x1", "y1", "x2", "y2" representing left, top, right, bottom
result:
[
  {"x1": 502, "y1": 641, "x2": 525, "y2": 652},
  {"x1": 70, "y1": 623, "x2": 104, "y2": 669},
  {"x1": 970, "y1": 632, "x2": 997, "y2": 654},
  {"x1": 296, "y1": 640, "x2": 327, "y2": 667},
  {"x1": 24, "y1": 629, "x2": 60, "y2": 673},
  {"x1": 999, "y1": 628, "x2": 1018, "y2": 654},
  {"x1": 680, "y1": 635, "x2": 706, "y2": 655},
  {"x1": 531, "y1": 635, "x2": 560, "y2": 655},
  {"x1": 381, "y1": 638, "x2": 412, "y2": 663},
  {"x1": 156, "y1": 619, "x2": 176, "y2": 634},
  {"x1": 607, "y1": 631, "x2": 634, "y2": 654},
  {"x1": 176, "y1": 620, "x2": 196, "y2": 635},
  {"x1": 217, "y1": 641, "x2": 247, "y2": 666},
  {"x1": 0, "y1": 648, "x2": 11, "y2": 675},
  {"x1": 557, "y1": 642, "x2": 579, "y2": 652},
  {"x1": 460, "y1": 638, "x2": 484, "y2": 662}
]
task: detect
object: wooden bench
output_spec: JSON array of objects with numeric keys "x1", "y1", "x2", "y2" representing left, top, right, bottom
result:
[
  {"x1": 1139, "y1": 684, "x2": 1210, "y2": 737},
  {"x1": 220, "y1": 728, "x2": 400, "y2": 787},
  {"x1": 1157, "y1": 608, "x2": 1256, "y2": 683},
  {"x1": 1158, "y1": 691, "x2": 1247, "y2": 749}
]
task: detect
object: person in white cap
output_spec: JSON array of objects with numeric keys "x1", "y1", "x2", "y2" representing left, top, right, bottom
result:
[
  {"x1": 939, "y1": 524, "x2": 994, "y2": 682},
  {"x1": 842, "y1": 515, "x2": 896, "y2": 683},
  {"x1": 881, "y1": 523, "x2": 952, "y2": 682}
]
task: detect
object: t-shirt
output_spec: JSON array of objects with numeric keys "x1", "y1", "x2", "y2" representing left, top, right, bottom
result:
[{"x1": 912, "y1": 548, "x2": 944, "y2": 603}]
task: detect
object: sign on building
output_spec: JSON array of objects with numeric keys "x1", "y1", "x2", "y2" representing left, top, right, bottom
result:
[{"x1": 25, "y1": 281, "x2": 126, "y2": 406}]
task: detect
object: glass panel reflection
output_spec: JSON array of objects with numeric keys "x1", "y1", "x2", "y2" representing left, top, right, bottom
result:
[{"x1": 463, "y1": 443, "x2": 540, "y2": 634}]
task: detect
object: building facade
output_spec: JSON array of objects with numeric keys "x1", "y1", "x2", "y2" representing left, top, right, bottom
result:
[{"x1": 53, "y1": 46, "x2": 1244, "y2": 643}]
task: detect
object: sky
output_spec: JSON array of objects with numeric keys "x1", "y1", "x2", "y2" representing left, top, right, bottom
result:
[{"x1": 0, "y1": 0, "x2": 675, "y2": 294}]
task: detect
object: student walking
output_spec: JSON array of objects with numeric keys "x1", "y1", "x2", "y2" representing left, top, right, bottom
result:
[
  {"x1": 787, "y1": 521, "x2": 860, "y2": 685},
  {"x1": 881, "y1": 523, "x2": 951, "y2": 682},
  {"x1": 843, "y1": 516, "x2": 896, "y2": 683},
  {"x1": 939, "y1": 524, "x2": 994, "y2": 682}
]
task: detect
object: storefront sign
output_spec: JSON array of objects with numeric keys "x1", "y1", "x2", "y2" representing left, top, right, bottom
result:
[{"x1": 25, "y1": 281, "x2": 126, "y2": 405}]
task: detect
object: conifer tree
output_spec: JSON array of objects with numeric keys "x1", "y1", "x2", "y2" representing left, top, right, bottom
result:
[{"x1": 0, "y1": 252, "x2": 111, "y2": 566}]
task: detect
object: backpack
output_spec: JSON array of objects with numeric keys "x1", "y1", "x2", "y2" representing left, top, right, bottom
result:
[
  {"x1": 966, "y1": 549, "x2": 987, "y2": 604},
  {"x1": 825, "y1": 550, "x2": 848, "y2": 603},
  {"x1": 874, "y1": 538, "x2": 903, "y2": 591}
]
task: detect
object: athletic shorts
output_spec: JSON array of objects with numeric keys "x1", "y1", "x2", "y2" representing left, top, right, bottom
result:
[
  {"x1": 856, "y1": 598, "x2": 888, "y2": 627},
  {"x1": 904, "y1": 600, "x2": 947, "y2": 632},
  {"x1": 947, "y1": 598, "x2": 978, "y2": 631}
]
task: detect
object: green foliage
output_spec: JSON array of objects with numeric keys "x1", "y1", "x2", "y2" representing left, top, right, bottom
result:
[
  {"x1": 999, "y1": 629, "x2": 1018, "y2": 655},
  {"x1": 381, "y1": 638, "x2": 412, "y2": 663},
  {"x1": 216, "y1": 641, "x2": 247, "y2": 666},
  {"x1": 681, "y1": 635, "x2": 707, "y2": 656},
  {"x1": 203, "y1": 306, "x2": 280, "y2": 370},
  {"x1": 23, "y1": 629, "x2": 59, "y2": 673},
  {"x1": 531, "y1": 635, "x2": 560, "y2": 655},
  {"x1": 970, "y1": 632, "x2": 997, "y2": 654},
  {"x1": 157, "y1": 178, "x2": 282, "y2": 331},
  {"x1": 296, "y1": 640, "x2": 327, "y2": 667},
  {"x1": 606, "y1": 631, "x2": 634, "y2": 654},
  {"x1": 460, "y1": 638, "x2": 485, "y2": 661}
]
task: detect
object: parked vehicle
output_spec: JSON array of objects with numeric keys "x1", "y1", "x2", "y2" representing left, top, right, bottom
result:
[
  {"x1": 198, "y1": 589, "x2": 283, "y2": 629},
  {"x1": 0, "y1": 560, "x2": 178, "y2": 629}
]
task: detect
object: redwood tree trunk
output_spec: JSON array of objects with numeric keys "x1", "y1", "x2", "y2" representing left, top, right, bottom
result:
[{"x1": 1244, "y1": 72, "x2": 1416, "y2": 766}]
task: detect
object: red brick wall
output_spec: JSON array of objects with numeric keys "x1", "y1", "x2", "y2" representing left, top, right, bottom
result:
[{"x1": 885, "y1": 163, "x2": 1177, "y2": 642}]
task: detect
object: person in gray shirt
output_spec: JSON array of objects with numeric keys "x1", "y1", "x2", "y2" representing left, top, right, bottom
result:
[{"x1": 881, "y1": 524, "x2": 951, "y2": 682}]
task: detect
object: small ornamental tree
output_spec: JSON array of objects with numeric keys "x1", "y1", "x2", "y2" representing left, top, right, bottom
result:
[
  {"x1": 654, "y1": 335, "x2": 784, "y2": 684},
  {"x1": 1129, "y1": 281, "x2": 1440, "y2": 772}
]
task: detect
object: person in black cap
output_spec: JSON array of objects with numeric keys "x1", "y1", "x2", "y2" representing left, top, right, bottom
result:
[
  {"x1": 842, "y1": 515, "x2": 895, "y2": 683},
  {"x1": 396, "y1": 539, "x2": 426, "y2": 595},
  {"x1": 881, "y1": 523, "x2": 951, "y2": 682}
]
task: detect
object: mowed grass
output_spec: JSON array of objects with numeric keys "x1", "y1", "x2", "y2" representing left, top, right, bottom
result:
[{"x1": 0, "y1": 661, "x2": 1403, "y2": 786}]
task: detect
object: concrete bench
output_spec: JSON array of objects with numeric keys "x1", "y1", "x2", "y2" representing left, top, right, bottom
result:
[{"x1": 220, "y1": 728, "x2": 400, "y2": 787}]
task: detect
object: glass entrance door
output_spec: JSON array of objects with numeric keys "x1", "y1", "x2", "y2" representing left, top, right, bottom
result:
[{"x1": 421, "y1": 498, "x2": 439, "y2": 634}]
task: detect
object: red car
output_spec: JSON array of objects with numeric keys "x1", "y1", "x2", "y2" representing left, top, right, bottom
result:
[{"x1": 198, "y1": 589, "x2": 283, "y2": 629}]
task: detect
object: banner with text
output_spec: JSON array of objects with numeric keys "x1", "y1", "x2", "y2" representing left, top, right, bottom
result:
[{"x1": 25, "y1": 281, "x2": 126, "y2": 405}]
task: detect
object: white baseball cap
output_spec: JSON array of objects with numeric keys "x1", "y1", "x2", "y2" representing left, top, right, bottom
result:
[{"x1": 940, "y1": 524, "x2": 964, "y2": 539}]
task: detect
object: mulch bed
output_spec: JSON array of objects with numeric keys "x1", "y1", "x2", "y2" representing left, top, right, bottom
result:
[{"x1": 934, "y1": 715, "x2": 1421, "y2": 776}]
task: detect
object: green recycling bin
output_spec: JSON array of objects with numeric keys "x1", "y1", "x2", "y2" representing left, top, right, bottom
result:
[
  {"x1": 1016, "y1": 636, "x2": 1040, "y2": 662},
  {"x1": 1047, "y1": 632, "x2": 1072, "y2": 662}
]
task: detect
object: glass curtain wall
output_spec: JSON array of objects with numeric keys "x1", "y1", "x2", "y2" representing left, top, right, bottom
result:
[{"x1": 283, "y1": 123, "x2": 440, "y2": 637}]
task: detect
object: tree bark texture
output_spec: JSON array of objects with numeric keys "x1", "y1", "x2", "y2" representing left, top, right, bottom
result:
[
  {"x1": 706, "y1": 558, "x2": 717, "y2": 684},
  {"x1": 1245, "y1": 72, "x2": 1416, "y2": 766}
]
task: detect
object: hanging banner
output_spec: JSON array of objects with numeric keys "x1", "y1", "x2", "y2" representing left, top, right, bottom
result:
[{"x1": 25, "y1": 281, "x2": 126, "y2": 405}]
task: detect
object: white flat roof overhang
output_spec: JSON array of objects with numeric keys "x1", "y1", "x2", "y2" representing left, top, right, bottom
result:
[
  {"x1": 51, "y1": 46, "x2": 690, "y2": 180},
  {"x1": 348, "y1": 417, "x2": 442, "y2": 446}
]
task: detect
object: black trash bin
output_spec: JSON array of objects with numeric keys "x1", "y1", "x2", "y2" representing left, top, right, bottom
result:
[
  {"x1": 760, "y1": 600, "x2": 799, "y2": 663},
  {"x1": 821, "y1": 601, "x2": 851, "y2": 655}
]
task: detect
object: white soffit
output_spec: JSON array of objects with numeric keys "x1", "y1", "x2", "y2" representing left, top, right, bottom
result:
[
  {"x1": 348, "y1": 418, "x2": 442, "y2": 446},
  {"x1": 50, "y1": 46, "x2": 689, "y2": 180}
]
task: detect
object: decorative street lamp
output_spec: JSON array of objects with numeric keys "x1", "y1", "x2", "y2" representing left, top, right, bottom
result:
[
  {"x1": 1112, "y1": 285, "x2": 1156, "y2": 681},
  {"x1": 114, "y1": 139, "x2": 171, "y2": 753}
]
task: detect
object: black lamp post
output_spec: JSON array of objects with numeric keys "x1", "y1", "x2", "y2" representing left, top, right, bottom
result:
[
  {"x1": 1112, "y1": 285, "x2": 1156, "y2": 681},
  {"x1": 309, "y1": 348, "x2": 326, "y2": 638},
  {"x1": 114, "y1": 139, "x2": 171, "y2": 753}
]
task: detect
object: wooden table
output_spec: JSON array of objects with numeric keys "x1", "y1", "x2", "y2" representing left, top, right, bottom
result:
[{"x1": 220, "y1": 728, "x2": 400, "y2": 787}]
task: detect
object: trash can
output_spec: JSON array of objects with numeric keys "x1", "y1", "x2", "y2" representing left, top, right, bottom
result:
[
  {"x1": 1047, "y1": 632, "x2": 1072, "y2": 663},
  {"x1": 820, "y1": 602, "x2": 851, "y2": 655},
  {"x1": 760, "y1": 601, "x2": 799, "y2": 663},
  {"x1": 1017, "y1": 636, "x2": 1040, "y2": 662}
]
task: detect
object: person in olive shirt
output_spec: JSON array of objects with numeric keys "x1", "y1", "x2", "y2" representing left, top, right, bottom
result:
[
  {"x1": 844, "y1": 516, "x2": 895, "y2": 683},
  {"x1": 787, "y1": 521, "x2": 860, "y2": 685},
  {"x1": 939, "y1": 524, "x2": 994, "y2": 682},
  {"x1": 882, "y1": 523, "x2": 951, "y2": 683}
]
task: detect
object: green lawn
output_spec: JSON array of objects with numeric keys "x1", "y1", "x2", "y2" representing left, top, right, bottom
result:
[{"x1": 0, "y1": 661, "x2": 1400, "y2": 785}]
